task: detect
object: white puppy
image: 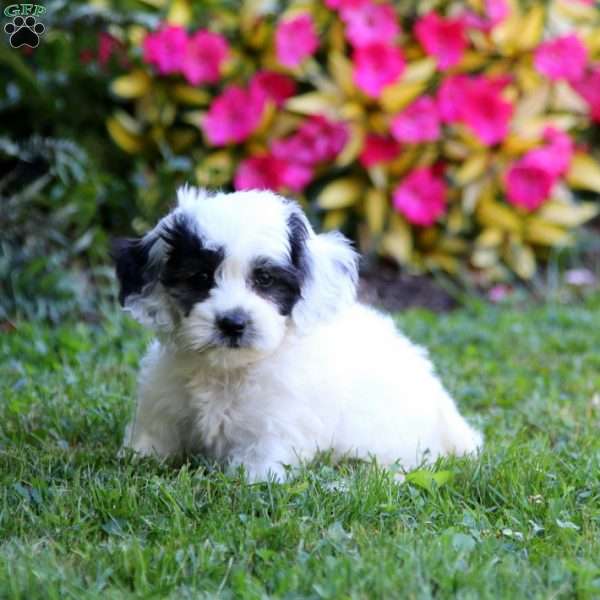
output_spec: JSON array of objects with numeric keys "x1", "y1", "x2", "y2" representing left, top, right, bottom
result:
[{"x1": 114, "y1": 186, "x2": 482, "y2": 481}]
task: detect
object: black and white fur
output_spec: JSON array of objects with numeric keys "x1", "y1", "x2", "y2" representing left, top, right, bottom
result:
[{"x1": 114, "y1": 186, "x2": 482, "y2": 481}]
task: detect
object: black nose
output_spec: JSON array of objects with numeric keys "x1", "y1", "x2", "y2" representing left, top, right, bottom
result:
[{"x1": 217, "y1": 310, "x2": 248, "y2": 337}]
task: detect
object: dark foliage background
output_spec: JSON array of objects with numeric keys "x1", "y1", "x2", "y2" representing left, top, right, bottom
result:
[{"x1": 1, "y1": 1, "x2": 155, "y2": 321}]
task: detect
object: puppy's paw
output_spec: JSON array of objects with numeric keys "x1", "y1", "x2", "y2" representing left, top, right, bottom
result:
[{"x1": 119, "y1": 425, "x2": 174, "y2": 460}]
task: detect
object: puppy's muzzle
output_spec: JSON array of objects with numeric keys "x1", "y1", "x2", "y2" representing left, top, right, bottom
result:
[{"x1": 216, "y1": 309, "x2": 251, "y2": 348}]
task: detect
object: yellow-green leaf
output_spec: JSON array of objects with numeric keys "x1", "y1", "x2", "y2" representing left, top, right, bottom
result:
[
  {"x1": 110, "y1": 70, "x2": 151, "y2": 99},
  {"x1": 447, "y1": 206, "x2": 467, "y2": 233},
  {"x1": 322, "y1": 209, "x2": 347, "y2": 231},
  {"x1": 169, "y1": 84, "x2": 211, "y2": 106},
  {"x1": 566, "y1": 153, "x2": 600, "y2": 194},
  {"x1": 106, "y1": 116, "x2": 145, "y2": 154},
  {"x1": 195, "y1": 151, "x2": 234, "y2": 187},
  {"x1": 552, "y1": 80, "x2": 588, "y2": 113},
  {"x1": 367, "y1": 165, "x2": 387, "y2": 189},
  {"x1": 505, "y1": 241, "x2": 536, "y2": 279},
  {"x1": 477, "y1": 199, "x2": 522, "y2": 234},
  {"x1": 167, "y1": 128, "x2": 197, "y2": 153},
  {"x1": 112, "y1": 110, "x2": 143, "y2": 135},
  {"x1": 335, "y1": 121, "x2": 365, "y2": 167},
  {"x1": 182, "y1": 110, "x2": 205, "y2": 127},
  {"x1": 379, "y1": 81, "x2": 426, "y2": 113},
  {"x1": 424, "y1": 252, "x2": 459, "y2": 274},
  {"x1": 365, "y1": 188, "x2": 388, "y2": 235},
  {"x1": 525, "y1": 218, "x2": 573, "y2": 246},
  {"x1": 453, "y1": 153, "x2": 488, "y2": 186},
  {"x1": 472, "y1": 247, "x2": 500, "y2": 269},
  {"x1": 285, "y1": 92, "x2": 340, "y2": 115},
  {"x1": 513, "y1": 84, "x2": 550, "y2": 123},
  {"x1": 476, "y1": 228, "x2": 503, "y2": 248},
  {"x1": 402, "y1": 58, "x2": 436, "y2": 84},
  {"x1": 537, "y1": 200, "x2": 599, "y2": 228},
  {"x1": 456, "y1": 51, "x2": 489, "y2": 72},
  {"x1": 167, "y1": 0, "x2": 192, "y2": 25},
  {"x1": 517, "y1": 4, "x2": 545, "y2": 51},
  {"x1": 328, "y1": 51, "x2": 355, "y2": 96},
  {"x1": 382, "y1": 215, "x2": 412, "y2": 264},
  {"x1": 317, "y1": 178, "x2": 364, "y2": 210},
  {"x1": 438, "y1": 237, "x2": 468, "y2": 254}
]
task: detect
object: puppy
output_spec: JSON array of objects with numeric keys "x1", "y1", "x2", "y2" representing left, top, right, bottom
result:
[{"x1": 114, "y1": 186, "x2": 482, "y2": 481}]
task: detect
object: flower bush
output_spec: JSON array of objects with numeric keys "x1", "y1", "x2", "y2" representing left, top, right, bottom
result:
[{"x1": 106, "y1": 0, "x2": 600, "y2": 283}]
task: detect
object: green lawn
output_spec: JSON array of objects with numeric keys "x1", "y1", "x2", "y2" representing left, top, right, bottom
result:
[{"x1": 2, "y1": 296, "x2": 600, "y2": 599}]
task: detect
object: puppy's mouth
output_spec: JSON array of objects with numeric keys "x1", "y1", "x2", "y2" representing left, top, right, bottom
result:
[{"x1": 215, "y1": 330, "x2": 255, "y2": 350}]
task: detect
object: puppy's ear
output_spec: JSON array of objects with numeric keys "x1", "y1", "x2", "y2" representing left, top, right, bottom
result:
[
  {"x1": 112, "y1": 238, "x2": 151, "y2": 306},
  {"x1": 112, "y1": 236, "x2": 174, "y2": 331},
  {"x1": 291, "y1": 230, "x2": 359, "y2": 332}
]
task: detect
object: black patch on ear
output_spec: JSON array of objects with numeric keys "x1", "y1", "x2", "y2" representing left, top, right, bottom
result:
[
  {"x1": 112, "y1": 237, "x2": 155, "y2": 306},
  {"x1": 159, "y1": 214, "x2": 224, "y2": 315},
  {"x1": 287, "y1": 210, "x2": 310, "y2": 286}
]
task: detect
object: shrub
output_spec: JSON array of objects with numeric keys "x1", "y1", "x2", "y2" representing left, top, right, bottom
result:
[
  {"x1": 0, "y1": 1, "x2": 142, "y2": 320},
  {"x1": 105, "y1": 0, "x2": 600, "y2": 284}
]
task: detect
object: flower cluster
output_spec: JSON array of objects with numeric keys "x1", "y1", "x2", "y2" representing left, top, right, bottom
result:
[
  {"x1": 107, "y1": 0, "x2": 600, "y2": 284},
  {"x1": 143, "y1": 25, "x2": 229, "y2": 85}
]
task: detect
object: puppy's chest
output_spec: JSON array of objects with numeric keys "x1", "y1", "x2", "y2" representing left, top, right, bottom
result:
[{"x1": 184, "y1": 374, "x2": 260, "y2": 459}]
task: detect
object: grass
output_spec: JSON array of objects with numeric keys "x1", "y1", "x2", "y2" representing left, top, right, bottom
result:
[{"x1": 1, "y1": 295, "x2": 600, "y2": 599}]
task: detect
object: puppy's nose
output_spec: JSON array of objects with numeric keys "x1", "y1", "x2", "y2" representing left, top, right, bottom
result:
[{"x1": 217, "y1": 310, "x2": 248, "y2": 337}]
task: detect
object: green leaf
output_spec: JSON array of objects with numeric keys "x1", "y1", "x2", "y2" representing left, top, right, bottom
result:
[{"x1": 405, "y1": 469, "x2": 453, "y2": 492}]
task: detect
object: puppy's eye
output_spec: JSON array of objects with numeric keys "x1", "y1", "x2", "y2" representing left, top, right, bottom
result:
[
  {"x1": 189, "y1": 270, "x2": 211, "y2": 285},
  {"x1": 254, "y1": 269, "x2": 274, "y2": 289}
]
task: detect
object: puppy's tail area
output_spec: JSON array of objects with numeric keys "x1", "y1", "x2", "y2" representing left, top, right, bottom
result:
[{"x1": 439, "y1": 401, "x2": 483, "y2": 457}]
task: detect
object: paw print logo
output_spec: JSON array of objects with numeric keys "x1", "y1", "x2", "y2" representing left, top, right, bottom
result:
[{"x1": 4, "y1": 16, "x2": 45, "y2": 49}]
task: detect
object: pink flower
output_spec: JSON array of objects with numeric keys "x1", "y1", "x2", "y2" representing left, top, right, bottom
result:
[
  {"x1": 272, "y1": 116, "x2": 348, "y2": 166},
  {"x1": 98, "y1": 32, "x2": 123, "y2": 67},
  {"x1": 414, "y1": 12, "x2": 468, "y2": 71},
  {"x1": 275, "y1": 14, "x2": 319, "y2": 68},
  {"x1": 572, "y1": 65, "x2": 600, "y2": 122},
  {"x1": 437, "y1": 75, "x2": 513, "y2": 145},
  {"x1": 250, "y1": 71, "x2": 296, "y2": 107},
  {"x1": 526, "y1": 127, "x2": 574, "y2": 177},
  {"x1": 143, "y1": 25, "x2": 187, "y2": 75},
  {"x1": 505, "y1": 159, "x2": 555, "y2": 211},
  {"x1": 534, "y1": 34, "x2": 588, "y2": 82},
  {"x1": 181, "y1": 30, "x2": 229, "y2": 85},
  {"x1": 488, "y1": 284, "x2": 511, "y2": 302},
  {"x1": 234, "y1": 154, "x2": 312, "y2": 192},
  {"x1": 342, "y1": 2, "x2": 400, "y2": 47},
  {"x1": 462, "y1": 77, "x2": 513, "y2": 145},
  {"x1": 281, "y1": 162, "x2": 314, "y2": 191},
  {"x1": 437, "y1": 75, "x2": 471, "y2": 122},
  {"x1": 352, "y1": 42, "x2": 405, "y2": 98},
  {"x1": 359, "y1": 134, "x2": 402, "y2": 167},
  {"x1": 235, "y1": 154, "x2": 280, "y2": 190},
  {"x1": 504, "y1": 126, "x2": 574, "y2": 211},
  {"x1": 463, "y1": 0, "x2": 509, "y2": 31},
  {"x1": 325, "y1": 0, "x2": 368, "y2": 9},
  {"x1": 203, "y1": 85, "x2": 266, "y2": 146},
  {"x1": 452, "y1": 76, "x2": 513, "y2": 145},
  {"x1": 391, "y1": 96, "x2": 441, "y2": 143},
  {"x1": 393, "y1": 166, "x2": 447, "y2": 226}
]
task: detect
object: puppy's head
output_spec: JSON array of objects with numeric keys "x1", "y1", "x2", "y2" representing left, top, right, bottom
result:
[{"x1": 113, "y1": 187, "x2": 358, "y2": 367}]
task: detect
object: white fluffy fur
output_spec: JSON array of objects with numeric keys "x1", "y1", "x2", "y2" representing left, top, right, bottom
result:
[{"x1": 121, "y1": 187, "x2": 482, "y2": 481}]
